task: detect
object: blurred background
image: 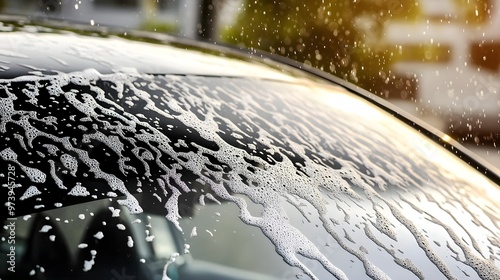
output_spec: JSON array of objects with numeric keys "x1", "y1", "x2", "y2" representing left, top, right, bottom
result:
[{"x1": 1, "y1": 0, "x2": 499, "y2": 168}]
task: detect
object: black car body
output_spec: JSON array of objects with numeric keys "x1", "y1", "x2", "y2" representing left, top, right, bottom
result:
[{"x1": 1, "y1": 17, "x2": 499, "y2": 280}]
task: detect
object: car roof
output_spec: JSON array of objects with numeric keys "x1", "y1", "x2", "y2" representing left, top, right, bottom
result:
[{"x1": 0, "y1": 15, "x2": 306, "y2": 82}]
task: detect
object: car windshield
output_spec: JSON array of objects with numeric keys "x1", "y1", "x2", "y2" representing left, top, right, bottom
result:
[{"x1": 1, "y1": 71, "x2": 499, "y2": 279}]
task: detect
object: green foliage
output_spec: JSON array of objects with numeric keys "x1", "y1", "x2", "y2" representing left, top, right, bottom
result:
[
  {"x1": 222, "y1": 0, "x2": 420, "y2": 95},
  {"x1": 139, "y1": 20, "x2": 178, "y2": 33}
]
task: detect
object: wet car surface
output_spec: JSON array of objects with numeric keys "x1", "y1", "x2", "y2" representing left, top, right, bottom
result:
[{"x1": 0, "y1": 18, "x2": 499, "y2": 280}]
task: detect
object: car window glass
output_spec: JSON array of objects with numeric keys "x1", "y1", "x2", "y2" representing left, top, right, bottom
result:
[{"x1": 1, "y1": 72, "x2": 499, "y2": 279}]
